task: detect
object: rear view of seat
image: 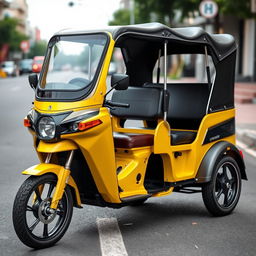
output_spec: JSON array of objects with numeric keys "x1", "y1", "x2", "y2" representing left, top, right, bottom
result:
[
  {"x1": 110, "y1": 87, "x2": 163, "y2": 120},
  {"x1": 111, "y1": 87, "x2": 162, "y2": 148},
  {"x1": 111, "y1": 84, "x2": 209, "y2": 147},
  {"x1": 144, "y1": 82, "x2": 209, "y2": 145},
  {"x1": 144, "y1": 83, "x2": 209, "y2": 130}
]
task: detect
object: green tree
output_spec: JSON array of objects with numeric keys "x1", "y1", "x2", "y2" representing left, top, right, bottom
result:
[
  {"x1": 28, "y1": 41, "x2": 47, "y2": 58},
  {"x1": 109, "y1": 0, "x2": 255, "y2": 27},
  {"x1": 0, "y1": 17, "x2": 28, "y2": 51},
  {"x1": 109, "y1": 9, "x2": 131, "y2": 25}
]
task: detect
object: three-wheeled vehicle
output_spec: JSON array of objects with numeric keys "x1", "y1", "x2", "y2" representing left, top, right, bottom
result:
[{"x1": 13, "y1": 23, "x2": 246, "y2": 248}]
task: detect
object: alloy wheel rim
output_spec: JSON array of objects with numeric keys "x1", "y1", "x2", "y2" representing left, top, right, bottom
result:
[
  {"x1": 214, "y1": 161, "x2": 239, "y2": 209},
  {"x1": 25, "y1": 181, "x2": 68, "y2": 240}
]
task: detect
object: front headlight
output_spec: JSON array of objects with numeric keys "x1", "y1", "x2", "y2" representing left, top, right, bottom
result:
[{"x1": 38, "y1": 117, "x2": 56, "y2": 140}]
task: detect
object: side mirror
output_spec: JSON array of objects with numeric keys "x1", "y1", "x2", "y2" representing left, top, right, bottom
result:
[
  {"x1": 111, "y1": 74, "x2": 129, "y2": 90},
  {"x1": 28, "y1": 73, "x2": 38, "y2": 90}
]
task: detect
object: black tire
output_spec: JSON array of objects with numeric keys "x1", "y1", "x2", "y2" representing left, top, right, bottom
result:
[
  {"x1": 129, "y1": 198, "x2": 148, "y2": 206},
  {"x1": 202, "y1": 156, "x2": 242, "y2": 217},
  {"x1": 13, "y1": 174, "x2": 73, "y2": 249}
]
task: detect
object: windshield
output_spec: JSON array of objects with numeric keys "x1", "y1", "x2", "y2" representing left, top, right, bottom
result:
[{"x1": 40, "y1": 34, "x2": 107, "y2": 91}]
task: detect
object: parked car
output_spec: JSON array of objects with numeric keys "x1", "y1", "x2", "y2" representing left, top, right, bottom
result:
[
  {"x1": 1, "y1": 61, "x2": 19, "y2": 77},
  {"x1": 19, "y1": 59, "x2": 33, "y2": 75},
  {"x1": 32, "y1": 56, "x2": 44, "y2": 73}
]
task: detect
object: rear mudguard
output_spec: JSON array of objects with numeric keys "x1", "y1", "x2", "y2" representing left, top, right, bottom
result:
[
  {"x1": 22, "y1": 163, "x2": 82, "y2": 207},
  {"x1": 196, "y1": 141, "x2": 247, "y2": 183}
]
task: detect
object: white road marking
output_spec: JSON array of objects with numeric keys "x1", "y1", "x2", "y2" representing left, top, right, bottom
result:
[
  {"x1": 97, "y1": 217, "x2": 128, "y2": 256},
  {"x1": 237, "y1": 140, "x2": 256, "y2": 158}
]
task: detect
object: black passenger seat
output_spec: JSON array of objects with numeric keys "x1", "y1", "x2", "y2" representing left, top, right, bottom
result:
[{"x1": 171, "y1": 130, "x2": 197, "y2": 146}]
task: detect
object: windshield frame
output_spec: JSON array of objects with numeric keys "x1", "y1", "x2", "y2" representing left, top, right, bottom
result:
[{"x1": 36, "y1": 32, "x2": 110, "y2": 102}]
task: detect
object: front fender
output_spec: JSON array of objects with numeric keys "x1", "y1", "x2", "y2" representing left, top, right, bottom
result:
[{"x1": 22, "y1": 163, "x2": 82, "y2": 207}]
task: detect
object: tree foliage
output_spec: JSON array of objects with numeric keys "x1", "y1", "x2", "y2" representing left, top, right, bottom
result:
[
  {"x1": 109, "y1": 0, "x2": 255, "y2": 26},
  {"x1": 216, "y1": 0, "x2": 255, "y2": 19},
  {"x1": 108, "y1": 9, "x2": 131, "y2": 25},
  {"x1": 0, "y1": 17, "x2": 28, "y2": 51},
  {"x1": 28, "y1": 41, "x2": 47, "y2": 58}
]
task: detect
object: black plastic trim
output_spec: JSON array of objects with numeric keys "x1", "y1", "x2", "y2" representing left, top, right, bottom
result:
[{"x1": 203, "y1": 118, "x2": 235, "y2": 145}]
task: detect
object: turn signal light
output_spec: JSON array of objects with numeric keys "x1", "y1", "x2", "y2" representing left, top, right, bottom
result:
[
  {"x1": 78, "y1": 119, "x2": 102, "y2": 131},
  {"x1": 33, "y1": 64, "x2": 38, "y2": 70},
  {"x1": 24, "y1": 118, "x2": 31, "y2": 127}
]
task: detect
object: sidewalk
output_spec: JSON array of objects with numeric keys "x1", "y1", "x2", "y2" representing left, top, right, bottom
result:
[{"x1": 236, "y1": 103, "x2": 256, "y2": 152}]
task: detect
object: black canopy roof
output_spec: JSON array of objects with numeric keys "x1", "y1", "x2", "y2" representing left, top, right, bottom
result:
[
  {"x1": 109, "y1": 23, "x2": 236, "y2": 61},
  {"x1": 56, "y1": 22, "x2": 236, "y2": 61}
]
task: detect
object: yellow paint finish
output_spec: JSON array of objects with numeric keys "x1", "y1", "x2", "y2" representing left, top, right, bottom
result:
[
  {"x1": 22, "y1": 163, "x2": 81, "y2": 207},
  {"x1": 157, "y1": 109, "x2": 236, "y2": 182},
  {"x1": 37, "y1": 140, "x2": 78, "y2": 153},
  {"x1": 50, "y1": 167, "x2": 70, "y2": 209},
  {"x1": 116, "y1": 147, "x2": 151, "y2": 198},
  {"x1": 154, "y1": 121, "x2": 171, "y2": 153},
  {"x1": 34, "y1": 33, "x2": 115, "y2": 113},
  {"x1": 61, "y1": 108, "x2": 121, "y2": 203}
]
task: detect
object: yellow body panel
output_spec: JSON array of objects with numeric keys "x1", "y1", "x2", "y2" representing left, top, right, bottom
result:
[
  {"x1": 116, "y1": 147, "x2": 151, "y2": 198},
  {"x1": 22, "y1": 163, "x2": 81, "y2": 207},
  {"x1": 37, "y1": 140, "x2": 78, "y2": 153},
  {"x1": 112, "y1": 108, "x2": 235, "y2": 199},
  {"x1": 61, "y1": 108, "x2": 121, "y2": 203}
]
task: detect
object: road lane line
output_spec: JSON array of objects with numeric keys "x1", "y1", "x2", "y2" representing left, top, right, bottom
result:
[
  {"x1": 237, "y1": 140, "x2": 256, "y2": 158},
  {"x1": 97, "y1": 217, "x2": 128, "y2": 256}
]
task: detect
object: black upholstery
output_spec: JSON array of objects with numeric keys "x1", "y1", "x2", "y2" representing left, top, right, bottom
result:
[
  {"x1": 144, "y1": 83, "x2": 209, "y2": 130},
  {"x1": 110, "y1": 84, "x2": 204, "y2": 145},
  {"x1": 171, "y1": 130, "x2": 197, "y2": 145},
  {"x1": 110, "y1": 87, "x2": 163, "y2": 120}
]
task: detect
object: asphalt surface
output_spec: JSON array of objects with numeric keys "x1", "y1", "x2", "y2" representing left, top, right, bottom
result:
[{"x1": 0, "y1": 76, "x2": 256, "y2": 256}]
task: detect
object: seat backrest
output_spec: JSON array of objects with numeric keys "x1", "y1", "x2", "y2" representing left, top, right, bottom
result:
[
  {"x1": 110, "y1": 87, "x2": 163, "y2": 121},
  {"x1": 144, "y1": 83, "x2": 209, "y2": 130}
]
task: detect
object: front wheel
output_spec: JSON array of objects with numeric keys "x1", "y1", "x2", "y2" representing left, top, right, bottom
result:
[
  {"x1": 13, "y1": 174, "x2": 73, "y2": 249},
  {"x1": 202, "y1": 156, "x2": 242, "y2": 217}
]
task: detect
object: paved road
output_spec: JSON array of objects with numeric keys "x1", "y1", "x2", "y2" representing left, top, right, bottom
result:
[{"x1": 0, "y1": 76, "x2": 256, "y2": 256}]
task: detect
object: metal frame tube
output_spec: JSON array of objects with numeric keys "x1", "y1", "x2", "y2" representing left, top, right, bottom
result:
[
  {"x1": 164, "y1": 41, "x2": 168, "y2": 121},
  {"x1": 156, "y1": 49, "x2": 161, "y2": 83},
  {"x1": 204, "y1": 45, "x2": 212, "y2": 89},
  {"x1": 65, "y1": 150, "x2": 75, "y2": 170},
  {"x1": 45, "y1": 153, "x2": 52, "y2": 164},
  {"x1": 204, "y1": 45, "x2": 209, "y2": 67}
]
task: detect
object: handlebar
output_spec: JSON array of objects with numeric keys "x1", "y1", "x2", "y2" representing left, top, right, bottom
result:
[{"x1": 104, "y1": 100, "x2": 130, "y2": 108}]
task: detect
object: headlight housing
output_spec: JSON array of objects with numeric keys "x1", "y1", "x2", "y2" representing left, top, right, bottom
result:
[{"x1": 38, "y1": 117, "x2": 56, "y2": 140}]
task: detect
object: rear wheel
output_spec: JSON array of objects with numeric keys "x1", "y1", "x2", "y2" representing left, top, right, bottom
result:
[
  {"x1": 202, "y1": 156, "x2": 241, "y2": 216},
  {"x1": 13, "y1": 174, "x2": 73, "y2": 249}
]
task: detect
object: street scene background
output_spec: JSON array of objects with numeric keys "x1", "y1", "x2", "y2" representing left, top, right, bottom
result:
[{"x1": 0, "y1": 0, "x2": 256, "y2": 255}]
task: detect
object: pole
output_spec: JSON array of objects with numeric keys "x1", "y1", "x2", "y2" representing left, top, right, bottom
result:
[
  {"x1": 164, "y1": 40, "x2": 168, "y2": 121},
  {"x1": 130, "y1": 0, "x2": 135, "y2": 25}
]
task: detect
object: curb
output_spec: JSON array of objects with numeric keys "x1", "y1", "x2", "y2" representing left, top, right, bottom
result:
[{"x1": 236, "y1": 129, "x2": 256, "y2": 155}]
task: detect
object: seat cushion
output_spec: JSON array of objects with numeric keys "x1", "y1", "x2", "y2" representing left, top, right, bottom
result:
[
  {"x1": 113, "y1": 133, "x2": 154, "y2": 148},
  {"x1": 171, "y1": 130, "x2": 197, "y2": 145}
]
